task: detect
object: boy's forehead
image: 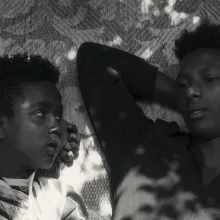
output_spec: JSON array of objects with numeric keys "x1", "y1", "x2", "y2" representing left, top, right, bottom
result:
[
  {"x1": 21, "y1": 100, "x2": 63, "y2": 110},
  {"x1": 18, "y1": 81, "x2": 62, "y2": 108},
  {"x1": 180, "y1": 48, "x2": 220, "y2": 66},
  {"x1": 178, "y1": 48, "x2": 220, "y2": 76}
]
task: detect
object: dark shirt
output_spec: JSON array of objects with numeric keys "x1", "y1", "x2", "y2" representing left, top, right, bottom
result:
[{"x1": 77, "y1": 42, "x2": 220, "y2": 218}]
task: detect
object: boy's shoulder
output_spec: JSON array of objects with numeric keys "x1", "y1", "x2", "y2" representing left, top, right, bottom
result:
[
  {"x1": 39, "y1": 177, "x2": 88, "y2": 220},
  {"x1": 61, "y1": 182, "x2": 88, "y2": 220},
  {"x1": 38, "y1": 176, "x2": 69, "y2": 196},
  {"x1": 62, "y1": 195, "x2": 88, "y2": 220}
]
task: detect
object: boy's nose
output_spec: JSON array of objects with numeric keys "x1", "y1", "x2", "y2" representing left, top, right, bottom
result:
[
  {"x1": 186, "y1": 83, "x2": 202, "y2": 100},
  {"x1": 48, "y1": 118, "x2": 61, "y2": 138}
]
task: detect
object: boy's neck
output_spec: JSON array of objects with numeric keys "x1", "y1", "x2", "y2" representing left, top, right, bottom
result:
[
  {"x1": 193, "y1": 136, "x2": 220, "y2": 184},
  {"x1": 0, "y1": 144, "x2": 34, "y2": 179},
  {"x1": 197, "y1": 137, "x2": 220, "y2": 169}
]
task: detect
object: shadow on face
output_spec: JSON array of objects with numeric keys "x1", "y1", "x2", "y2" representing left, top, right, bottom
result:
[{"x1": 177, "y1": 48, "x2": 220, "y2": 141}]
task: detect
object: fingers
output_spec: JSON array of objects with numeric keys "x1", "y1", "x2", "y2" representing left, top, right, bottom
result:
[
  {"x1": 60, "y1": 120, "x2": 78, "y2": 136},
  {"x1": 65, "y1": 160, "x2": 74, "y2": 168},
  {"x1": 60, "y1": 120, "x2": 80, "y2": 166},
  {"x1": 63, "y1": 132, "x2": 80, "y2": 151},
  {"x1": 64, "y1": 143, "x2": 79, "y2": 160},
  {"x1": 69, "y1": 132, "x2": 79, "y2": 142},
  {"x1": 67, "y1": 123, "x2": 78, "y2": 134},
  {"x1": 68, "y1": 134, "x2": 80, "y2": 149},
  {"x1": 64, "y1": 123, "x2": 80, "y2": 153}
]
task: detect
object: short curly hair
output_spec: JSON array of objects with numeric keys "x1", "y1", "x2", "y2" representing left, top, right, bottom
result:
[
  {"x1": 0, "y1": 54, "x2": 60, "y2": 117},
  {"x1": 174, "y1": 22, "x2": 220, "y2": 60}
]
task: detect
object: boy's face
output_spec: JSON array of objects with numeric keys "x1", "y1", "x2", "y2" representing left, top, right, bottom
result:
[
  {"x1": 3, "y1": 81, "x2": 63, "y2": 170},
  {"x1": 177, "y1": 48, "x2": 220, "y2": 140}
]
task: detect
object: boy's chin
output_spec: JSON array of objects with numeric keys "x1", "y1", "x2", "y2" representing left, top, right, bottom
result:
[{"x1": 37, "y1": 156, "x2": 61, "y2": 178}]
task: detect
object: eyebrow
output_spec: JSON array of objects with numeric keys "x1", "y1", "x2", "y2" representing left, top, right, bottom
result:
[
  {"x1": 30, "y1": 101, "x2": 63, "y2": 111},
  {"x1": 178, "y1": 67, "x2": 214, "y2": 79}
]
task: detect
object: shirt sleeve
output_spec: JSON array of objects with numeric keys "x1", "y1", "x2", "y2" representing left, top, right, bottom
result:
[
  {"x1": 77, "y1": 42, "x2": 158, "y2": 98},
  {"x1": 77, "y1": 42, "x2": 163, "y2": 194}
]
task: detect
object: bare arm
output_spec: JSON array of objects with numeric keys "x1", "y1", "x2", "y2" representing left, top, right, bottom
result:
[{"x1": 154, "y1": 72, "x2": 179, "y2": 111}]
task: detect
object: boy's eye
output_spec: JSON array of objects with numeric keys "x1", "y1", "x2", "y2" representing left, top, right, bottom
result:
[
  {"x1": 35, "y1": 110, "x2": 46, "y2": 117},
  {"x1": 179, "y1": 81, "x2": 189, "y2": 87},
  {"x1": 204, "y1": 77, "x2": 220, "y2": 83},
  {"x1": 56, "y1": 115, "x2": 62, "y2": 121},
  {"x1": 178, "y1": 77, "x2": 189, "y2": 88}
]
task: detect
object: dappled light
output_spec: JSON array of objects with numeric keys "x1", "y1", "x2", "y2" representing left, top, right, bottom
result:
[
  {"x1": 113, "y1": 161, "x2": 220, "y2": 220},
  {"x1": 59, "y1": 135, "x2": 112, "y2": 219},
  {"x1": 107, "y1": 36, "x2": 123, "y2": 47},
  {"x1": 164, "y1": 0, "x2": 189, "y2": 25},
  {"x1": 134, "y1": 144, "x2": 145, "y2": 155},
  {"x1": 67, "y1": 48, "x2": 77, "y2": 61}
]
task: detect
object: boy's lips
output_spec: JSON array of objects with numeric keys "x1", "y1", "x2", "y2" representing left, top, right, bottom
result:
[
  {"x1": 46, "y1": 145, "x2": 60, "y2": 155},
  {"x1": 187, "y1": 107, "x2": 208, "y2": 119},
  {"x1": 189, "y1": 110, "x2": 208, "y2": 119},
  {"x1": 47, "y1": 138, "x2": 60, "y2": 147},
  {"x1": 46, "y1": 139, "x2": 61, "y2": 155}
]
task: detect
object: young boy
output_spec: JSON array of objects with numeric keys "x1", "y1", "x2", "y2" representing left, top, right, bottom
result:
[{"x1": 0, "y1": 54, "x2": 88, "y2": 220}]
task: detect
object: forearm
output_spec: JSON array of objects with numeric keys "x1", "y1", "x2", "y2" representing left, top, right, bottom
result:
[
  {"x1": 77, "y1": 42, "x2": 157, "y2": 100},
  {"x1": 77, "y1": 43, "x2": 179, "y2": 196},
  {"x1": 77, "y1": 53, "x2": 155, "y2": 195},
  {"x1": 78, "y1": 42, "x2": 179, "y2": 110},
  {"x1": 153, "y1": 72, "x2": 180, "y2": 112}
]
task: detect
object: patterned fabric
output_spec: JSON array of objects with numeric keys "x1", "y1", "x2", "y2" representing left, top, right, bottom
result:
[
  {"x1": 1, "y1": 1, "x2": 220, "y2": 219},
  {"x1": 0, "y1": 176, "x2": 30, "y2": 220},
  {"x1": 113, "y1": 165, "x2": 220, "y2": 220},
  {"x1": 2, "y1": 177, "x2": 29, "y2": 196},
  {"x1": 0, "y1": 171, "x2": 87, "y2": 220}
]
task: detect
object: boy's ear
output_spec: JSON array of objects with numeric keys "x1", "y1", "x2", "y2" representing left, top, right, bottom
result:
[{"x1": 0, "y1": 117, "x2": 7, "y2": 140}]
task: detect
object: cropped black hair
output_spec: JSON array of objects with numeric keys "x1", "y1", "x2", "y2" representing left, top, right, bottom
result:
[
  {"x1": 175, "y1": 22, "x2": 220, "y2": 60},
  {"x1": 0, "y1": 54, "x2": 60, "y2": 117}
]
